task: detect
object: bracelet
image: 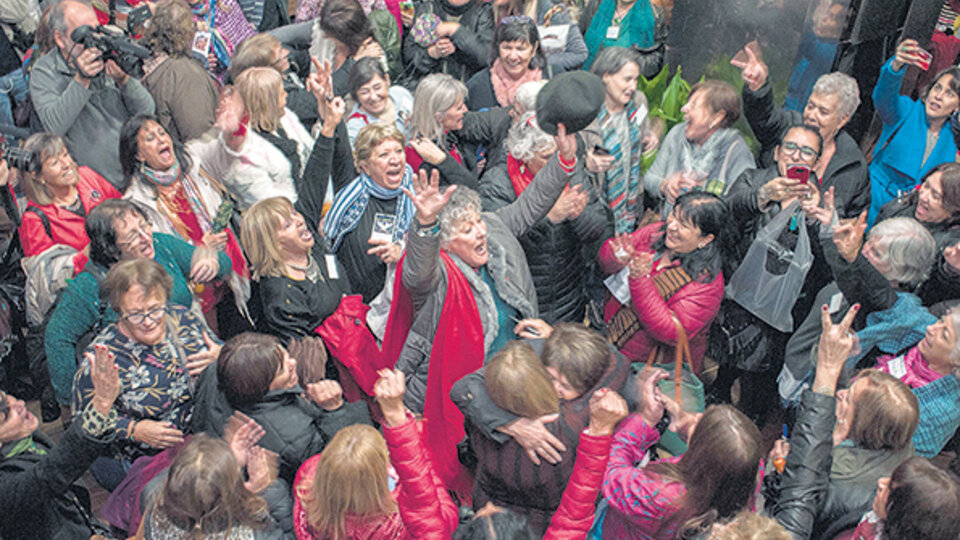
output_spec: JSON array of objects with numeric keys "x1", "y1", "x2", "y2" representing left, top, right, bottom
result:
[
  {"x1": 416, "y1": 220, "x2": 440, "y2": 237},
  {"x1": 558, "y1": 153, "x2": 577, "y2": 173},
  {"x1": 813, "y1": 385, "x2": 835, "y2": 396}
]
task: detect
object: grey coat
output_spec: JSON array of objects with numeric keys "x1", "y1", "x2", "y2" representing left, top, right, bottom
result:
[
  {"x1": 29, "y1": 50, "x2": 155, "y2": 189},
  {"x1": 395, "y1": 154, "x2": 575, "y2": 412}
]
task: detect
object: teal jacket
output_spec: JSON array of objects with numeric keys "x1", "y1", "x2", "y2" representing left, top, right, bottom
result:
[{"x1": 45, "y1": 233, "x2": 231, "y2": 405}]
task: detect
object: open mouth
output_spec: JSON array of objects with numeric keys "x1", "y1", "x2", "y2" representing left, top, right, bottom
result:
[
  {"x1": 300, "y1": 227, "x2": 313, "y2": 241},
  {"x1": 475, "y1": 241, "x2": 487, "y2": 257},
  {"x1": 158, "y1": 145, "x2": 173, "y2": 162}
]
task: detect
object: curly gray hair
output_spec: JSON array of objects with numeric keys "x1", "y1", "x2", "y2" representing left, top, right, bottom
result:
[
  {"x1": 811, "y1": 72, "x2": 861, "y2": 119},
  {"x1": 514, "y1": 81, "x2": 547, "y2": 116},
  {"x1": 505, "y1": 112, "x2": 555, "y2": 163},
  {"x1": 867, "y1": 217, "x2": 936, "y2": 288},
  {"x1": 438, "y1": 186, "x2": 483, "y2": 244}
]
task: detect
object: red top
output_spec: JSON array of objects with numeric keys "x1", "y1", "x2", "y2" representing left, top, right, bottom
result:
[
  {"x1": 292, "y1": 417, "x2": 458, "y2": 539},
  {"x1": 597, "y1": 223, "x2": 724, "y2": 373},
  {"x1": 19, "y1": 166, "x2": 121, "y2": 274}
]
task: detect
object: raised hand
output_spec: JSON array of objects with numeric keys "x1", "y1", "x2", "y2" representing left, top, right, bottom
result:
[
  {"x1": 660, "y1": 395, "x2": 701, "y2": 443},
  {"x1": 554, "y1": 123, "x2": 577, "y2": 162},
  {"x1": 892, "y1": 38, "x2": 926, "y2": 71},
  {"x1": 609, "y1": 232, "x2": 636, "y2": 266},
  {"x1": 373, "y1": 368, "x2": 407, "y2": 427},
  {"x1": 546, "y1": 184, "x2": 587, "y2": 224},
  {"x1": 807, "y1": 185, "x2": 836, "y2": 227},
  {"x1": 88, "y1": 344, "x2": 120, "y2": 415},
  {"x1": 222, "y1": 411, "x2": 265, "y2": 468},
  {"x1": 832, "y1": 210, "x2": 867, "y2": 263},
  {"x1": 729, "y1": 42, "x2": 768, "y2": 92},
  {"x1": 586, "y1": 388, "x2": 629, "y2": 436},
  {"x1": 307, "y1": 56, "x2": 334, "y2": 103},
  {"x1": 628, "y1": 251, "x2": 655, "y2": 279},
  {"x1": 215, "y1": 86, "x2": 245, "y2": 134},
  {"x1": 403, "y1": 168, "x2": 457, "y2": 225},
  {"x1": 243, "y1": 446, "x2": 279, "y2": 494},
  {"x1": 816, "y1": 302, "x2": 860, "y2": 379}
]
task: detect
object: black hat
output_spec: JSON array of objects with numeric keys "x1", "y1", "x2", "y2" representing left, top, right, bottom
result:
[{"x1": 535, "y1": 71, "x2": 605, "y2": 136}]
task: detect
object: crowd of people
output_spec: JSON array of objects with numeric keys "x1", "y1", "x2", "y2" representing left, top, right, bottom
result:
[{"x1": 1, "y1": 0, "x2": 960, "y2": 538}]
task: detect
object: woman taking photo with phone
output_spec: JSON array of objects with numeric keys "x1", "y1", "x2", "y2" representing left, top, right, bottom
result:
[{"x1": 868, "y1": 39, "x2": 960, "y2": 224}]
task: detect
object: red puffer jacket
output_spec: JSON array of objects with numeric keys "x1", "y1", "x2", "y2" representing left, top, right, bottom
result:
[
  {"x1": 292, "y1": 416, "x2": 458, "y2": 539},
  {"x1": 544, "y1": 430, "x2": 614, "y2": 540},
  {"x1": 598, "y1": 222, "x2": 723, "y2": 373}
]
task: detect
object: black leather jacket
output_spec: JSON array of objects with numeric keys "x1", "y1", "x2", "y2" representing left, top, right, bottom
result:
[{"x1": 769, "y1": 390, "x2": 914, "y2": 539}]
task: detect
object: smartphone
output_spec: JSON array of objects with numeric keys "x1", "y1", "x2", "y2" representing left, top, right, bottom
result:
[
  {"x1": 786, "y1": 164, "x2": 811, "y2": 184},
  {"x1": 127, "y1": 4, "x2": 152, "y2": 34},
  {"x1": 400, "y1": 0, "x2": 414, "y2": 18},
  {"x1": 915, "y1": 47, "x2": 933, "y2": 71},
  {"x1": 593, "y1": 145, "x2": 611, "y2": 156}
]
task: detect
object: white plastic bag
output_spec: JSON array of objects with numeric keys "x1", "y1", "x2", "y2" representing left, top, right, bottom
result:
[{"x1": 725, "y1": 201, "x2": 813, "y2": 333}]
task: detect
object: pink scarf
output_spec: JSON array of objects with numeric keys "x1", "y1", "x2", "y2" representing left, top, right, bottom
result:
[
  {"x1": 490, "y1": 58, "x2": 542, "y2": 108},
  {"x1": 877, "y1": 346, "x2": 946, "y2": 389}
]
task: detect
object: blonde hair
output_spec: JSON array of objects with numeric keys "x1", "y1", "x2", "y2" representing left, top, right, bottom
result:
[
  {"x1": 299, "y1": 424, "x2": 398, "y2": 540},
  {"x1": 706, "y1": 511, "x2": 791, "y2": 540},
  {"x1": 408, "y1": 73, "x2": 467, "y2": 143},
  {"x1": 849, "y1": 369, "x2": 919, "y2": 451},
  {"x1": 230, "y1": 33, "x2": 282, "y2": 81},
  {"x1": 235, "y1": 67, "x2": 285, "y2": 133},
  {"x1": 486, "y1": 341, "x2": 559, "y2": 417},
  {"x1": 20, "y1": 132, "x2": 70, "y2": 206},
  {"x1": 240, "y1": 197, "x2": 297, "y2": 280},
  {"x1": 352, "y1": 122, "x2": 406, "y2": 165}
]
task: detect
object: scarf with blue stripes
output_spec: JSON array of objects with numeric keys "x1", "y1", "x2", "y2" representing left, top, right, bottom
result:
[{"x1": 323, "y1": 164, "x2": 416, "y2": 252}]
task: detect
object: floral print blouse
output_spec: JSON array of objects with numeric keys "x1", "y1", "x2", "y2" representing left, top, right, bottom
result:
[{"x1": 71, "y1": 305, "x2": 213, "y2": 461}]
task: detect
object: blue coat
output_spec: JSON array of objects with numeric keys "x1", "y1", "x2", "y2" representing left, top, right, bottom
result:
[{"x1": 869, "y1": 58, "x2": 958, "y2": 224}]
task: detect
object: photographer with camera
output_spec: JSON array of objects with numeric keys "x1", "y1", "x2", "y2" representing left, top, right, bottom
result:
[{"x1": 28, "y1": 0, "x2": 154, "y2": 191}]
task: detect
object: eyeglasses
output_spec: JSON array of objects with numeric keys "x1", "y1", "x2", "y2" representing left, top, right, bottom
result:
[
  {"x1": 116, "y1": 222, "x2": 152, "y2": 248},
  {"x1": 121, "y1": 306, "x2": 167, "y2": 326},
  {"x1": 781, "y1": 141, "x2": 819, "y2": 160}
]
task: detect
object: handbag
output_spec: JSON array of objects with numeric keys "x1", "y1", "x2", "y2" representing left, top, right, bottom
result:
[
  {"x1": 633, "y1": 312, "x2": 705, "y2": 455},
  {"x1": 725, "y1": 201, "x2": 813, "y2": 333}
]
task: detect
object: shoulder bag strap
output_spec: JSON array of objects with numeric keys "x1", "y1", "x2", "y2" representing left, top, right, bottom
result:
[
  {"x1": 24, "y1": 205, "x2": 51, "y2": 238},
  {"x1": 641, "y1": 310, "x2": 689, "y2": 407}
]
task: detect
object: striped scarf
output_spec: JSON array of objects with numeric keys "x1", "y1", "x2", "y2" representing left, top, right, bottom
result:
[
  {"x1": 192, "y1": 0, "x2": 233, "y2": 68},
  {"x1": 599, "y1": 103, "x2": 643, "y2": 234},
  {"x1": 322, "y1": 165, "x2": 416, "y2": 252}
]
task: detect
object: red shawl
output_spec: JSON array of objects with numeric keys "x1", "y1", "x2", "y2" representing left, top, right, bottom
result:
[{"x1": 325, "y1": 251, "x2": 484, "y2": 491}]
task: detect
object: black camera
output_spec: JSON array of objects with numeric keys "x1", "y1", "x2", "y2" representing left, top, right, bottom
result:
[
  {"x1": 0, "y1": 144, "x2": 37, "y2": 173},
  {"x1": 69, "y1": 24, "x2": 151, "y2": 78}
]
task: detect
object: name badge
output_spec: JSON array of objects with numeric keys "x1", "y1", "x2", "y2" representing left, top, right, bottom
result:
[
  {"x1": 324, "y1": 254, "x2": 339, "y2": 280},
  {"x1": 606, "y1": 26, "x2": 619, "y2": 40}
]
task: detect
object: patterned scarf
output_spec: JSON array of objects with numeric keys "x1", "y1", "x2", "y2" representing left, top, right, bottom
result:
[
  {"x1": 878, "y1": 346, "x2": 947, "y2": 389},
  {"x1": 322, "y1": 164, "x2": 416, "y2": 252},
  {"x1": 598, "y1": 102, "x2": 643, "y2": 234},
  {"x1": 191, "y1": 0, "x2": 232, "y2": 68},
  {"x1": 489, "y1": 58, "x2": 542, "y2": 108},
  {"x1": 141, "y1": 160, "x2": 182, "y2": 187}
]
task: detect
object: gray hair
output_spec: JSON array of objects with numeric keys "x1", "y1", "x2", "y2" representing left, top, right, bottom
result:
[
  {"x1": 408, "y1": 73, "x2": 467, "y2": 143},
  {"x1": 589, "y1": 46, "x2": 641, "y2": 78},
  {"x1": 947, "y1": 310, "x2": 960, "y2": 371},
  {"x1": 505, "y1": 111, "x2": 555, "y2": 162},
  {"x1": 868, "y1": 217, "x2": 936, "y2": 288},
  {"x1": 438, "y1": 186, "x2": 483, "y2": 244},
  {"x1": 514, "y1": 80, "x2": 547, "y2": 116},
  {"x1": 812, "y1": 72, "x2": 861, "y2": 119}
]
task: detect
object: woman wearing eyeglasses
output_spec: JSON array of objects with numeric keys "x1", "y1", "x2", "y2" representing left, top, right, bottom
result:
[
  {"x1": 706, "y1": 125, "x2": 822, "y2": 425},
  {"x1": 44, "y1": 199, "x2": 231, "y2": 419},
  {"x1": 70, "y1": 258, "x2": 222, "y2": 490}
]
